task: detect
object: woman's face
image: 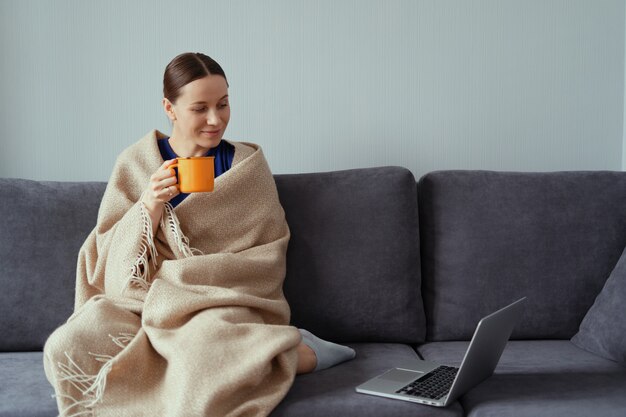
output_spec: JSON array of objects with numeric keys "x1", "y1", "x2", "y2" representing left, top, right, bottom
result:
[{"x1": 164, "y1": 75, "x2": 230, "y2": 157}]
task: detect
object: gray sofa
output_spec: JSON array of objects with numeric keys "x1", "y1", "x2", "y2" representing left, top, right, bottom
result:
[{"x1": 1, "y1": 167, "x2": 625, "y2": 417}]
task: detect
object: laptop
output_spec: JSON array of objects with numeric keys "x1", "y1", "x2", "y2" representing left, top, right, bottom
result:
[{"x1": 355, "y1": 297, "x2": 526, "y2": 407}]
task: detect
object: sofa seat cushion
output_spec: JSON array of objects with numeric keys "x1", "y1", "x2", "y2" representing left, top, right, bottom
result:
[
  {"x1": 2, "y1": 345, "x2": 462, "y2": 417},
  {"x1": 271, "y1": 343, "x2": 464, "y2": 417},
  {"x1": 0, "y1": 352, "x2": 56, "y2": 417},
  {"x1": 418, "y1": 340, "x2": 626, "y2": 417}
]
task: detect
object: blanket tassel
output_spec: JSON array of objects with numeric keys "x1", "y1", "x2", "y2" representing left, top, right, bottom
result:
[
  {"x1": 128, "y1": 201, "x2": 159, "y2": 290},
  {"x1": 53, "y1": 333, "x2": 136, "y2": 417},
  {"x1": 162, "y1": 202, "x2": 204, "y2": 257}
]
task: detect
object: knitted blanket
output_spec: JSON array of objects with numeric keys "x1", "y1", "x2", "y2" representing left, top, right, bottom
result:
[{"x1": 43, "y1": 130, "x2": 300, "y2": 417}]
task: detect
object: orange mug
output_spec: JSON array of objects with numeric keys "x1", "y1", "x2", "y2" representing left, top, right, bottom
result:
[{"x1": 169, "y1": 156, "x2": 215, "y2": 193}]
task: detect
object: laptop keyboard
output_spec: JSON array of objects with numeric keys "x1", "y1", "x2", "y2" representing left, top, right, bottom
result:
[{"x1": 396, "y1": 365, "x2": 458, "y2": 400}]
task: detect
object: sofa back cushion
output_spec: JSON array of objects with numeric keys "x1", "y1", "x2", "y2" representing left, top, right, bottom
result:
[
  {"x1": 277, "y1": 167, "x2": 425, "y2": 343},
  {"x1": 1, "y1": 166, "x2": 426, "y2": 351},
  {"x1": 418, "y1": 170, "x2": 626, "y2": 341},
  {"x1": 0, "y1": 179, "x2": 105, "y2": 351}
]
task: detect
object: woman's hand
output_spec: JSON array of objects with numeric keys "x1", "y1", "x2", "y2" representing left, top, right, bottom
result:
[{"x1": 141, "y1": 159, "x2": 180, "y2": 233}]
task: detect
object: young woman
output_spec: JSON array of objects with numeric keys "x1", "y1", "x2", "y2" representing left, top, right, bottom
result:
[{"x1": 43, "y1": 52, "x2": 354, "y2": 417}]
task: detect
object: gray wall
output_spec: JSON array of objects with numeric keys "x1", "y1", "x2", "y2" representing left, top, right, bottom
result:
[{"x1": 1, "y1": 0, "x2": 624, "y2": 181}]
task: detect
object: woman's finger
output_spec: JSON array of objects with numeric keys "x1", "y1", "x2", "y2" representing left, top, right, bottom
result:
[
  {"x1": 152, "y1": 162, "x2": 178, "y2": 182},
  {"x1": 159, "y1": 176, "x2": 178, "y2": 188},
  {"x1": 158, "y1": 184, "x2": 180, "y2": 202}
]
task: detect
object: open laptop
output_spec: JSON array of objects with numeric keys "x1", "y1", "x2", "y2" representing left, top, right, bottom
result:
[{"x1": 356, "y1": 297, "x2": 526, "y2": 407}]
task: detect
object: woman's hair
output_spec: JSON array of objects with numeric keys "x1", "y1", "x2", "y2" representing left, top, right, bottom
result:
[{"x1": 163, "y1": 52, "x2": 228, "y2": 103}]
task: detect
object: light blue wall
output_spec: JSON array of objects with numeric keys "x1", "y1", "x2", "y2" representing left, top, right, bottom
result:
[{"x1": 1, "y1": 0, "x2": 624, "y2": 181}]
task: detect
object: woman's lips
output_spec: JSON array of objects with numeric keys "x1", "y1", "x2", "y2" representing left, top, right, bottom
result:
[{"x1": 201, "y1": 129, "x2": 221, "y2": 137}]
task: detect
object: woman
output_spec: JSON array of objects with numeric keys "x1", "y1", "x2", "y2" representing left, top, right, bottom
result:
[{"x1": 43, "y1": 52, "x2": 354, "y2": 417}]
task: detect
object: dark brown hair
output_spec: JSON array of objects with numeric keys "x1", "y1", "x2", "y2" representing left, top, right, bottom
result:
[{"x1": 163, "y1": 52, "x2": 228, "y2": 103}]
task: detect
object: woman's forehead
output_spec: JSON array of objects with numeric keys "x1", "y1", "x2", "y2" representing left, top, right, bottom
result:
[{"x1": 178, "y1": 75, "x2": 228, "y2": 104}]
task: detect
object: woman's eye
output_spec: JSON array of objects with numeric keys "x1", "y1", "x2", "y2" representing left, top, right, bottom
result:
[
  {"x1": 193, "y1": 107, "x2": 207, "y2": 112},
  {"x1": 218, "y1": 102, "x2": 229, "y2": 109}
]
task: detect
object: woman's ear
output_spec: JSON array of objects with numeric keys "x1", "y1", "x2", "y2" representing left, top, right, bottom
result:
[{"x1": 162, "y1": 98, "x2": 177, "y2": 122}]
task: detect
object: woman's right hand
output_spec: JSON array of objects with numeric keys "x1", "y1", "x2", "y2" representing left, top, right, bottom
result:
[{"x1": 141, "y1": 159, "x2": 180, "y2": 227}]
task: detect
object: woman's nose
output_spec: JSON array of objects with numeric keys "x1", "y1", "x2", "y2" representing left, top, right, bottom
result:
[{"x1": 206, "y1": 109, "x2": 219, "y2": 125}]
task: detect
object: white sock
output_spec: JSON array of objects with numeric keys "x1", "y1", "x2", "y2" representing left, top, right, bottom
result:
[{"x1": 299, "y1": 329, "x2": 356, "y2": 371}]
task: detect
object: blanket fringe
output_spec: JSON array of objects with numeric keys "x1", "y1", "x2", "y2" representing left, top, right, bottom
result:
[
  {"x1": 55, "y1": 393, "x2": 94, "y2": 417},
  {"x1": 54, "y1": 332, "x2": 135, "y2": 417},
  {"x1": 56, "y1": 352, "x2": 112, "y2": 413},
  {"x1": 128, "y1": 200, "x2": 159, "y2": 290},
  {"x1": 109, "y1": 332, "x2": 135, "y2": 349},
  {"x1": 162, "y1": 202, "x2": 204, "y2": 257}
]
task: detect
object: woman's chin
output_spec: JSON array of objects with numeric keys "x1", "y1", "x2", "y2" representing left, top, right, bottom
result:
[{"x1": 196, "y1": 136, "x2": 222, "y2": 149}]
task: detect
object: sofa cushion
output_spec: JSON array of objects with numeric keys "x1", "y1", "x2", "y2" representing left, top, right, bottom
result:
[
  {"x1": 0, "y1": 179, "x2": 105, "y2": 351},
  {"x1": 1, "y1": 346, "x2": 460, "y2": 417},
  {"x1": 277, "y1": 167, "x2": 425, "y2": 343},
  {"x1": 418, "y1": 340, "x2": 626, "y2": 417},
  {"x1": 2, "y1": 167, "x2": 425, "y2": 350},
  {"x1": 0, "y1": 352, "x2": 57, "y2": 417},
  {"x1": 271, "y1": 343, "x2": 464, "y2": 417},
  {"x1": 0, "y1": 345, "x2": 462, "y2": 417},
  {"x1": 571, "y1": 245, "x2": 626, "y2": 363},
  {"x1": 418, "y1": 171, "x2": 626, "y2": 341}
]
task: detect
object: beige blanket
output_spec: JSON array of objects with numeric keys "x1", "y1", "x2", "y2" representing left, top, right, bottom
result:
[{"x1": 43, "y1": 130, "x2": 300, "y2": 417}]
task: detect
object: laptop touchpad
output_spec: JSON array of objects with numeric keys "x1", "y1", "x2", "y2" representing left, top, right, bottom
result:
[{"x1": 381, "y1": 369, "x2": 423, "y2": 384}]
